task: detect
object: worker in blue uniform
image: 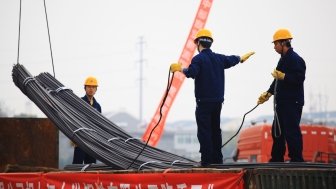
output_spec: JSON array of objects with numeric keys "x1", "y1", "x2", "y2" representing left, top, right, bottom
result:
[
  {"x1": 258, "y1": 28, "x2": 306, "y2": 162},
  {"x1": 72, "y1": 76, "x2": 102, "y2": 164},
  {"x1": 170, "y1": 29, "x2": 255, "y2": 166}
]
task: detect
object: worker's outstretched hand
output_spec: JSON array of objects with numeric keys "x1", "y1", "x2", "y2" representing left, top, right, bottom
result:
[
  {"x1": 271, "y1": 69, "x2": 285, "y2": 80},
  {"x1": 257, "y1": 92, "x2": 272, "y2": 104},
  {"x1": 170, "y1": 63, "x2": 182, "y2": 73},
  {"x1": 240, "y1": 51, "x2": 255, "y2": 63}
]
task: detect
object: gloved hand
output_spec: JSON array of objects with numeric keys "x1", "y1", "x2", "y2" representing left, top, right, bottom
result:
[
  {"x1": 240, "y1": 51, "x2": 255, "y2": 63},
  {"x1": 257, "y1": 92, "x2": 272, "y2": 104},
  {"x1": 170, "y1": 63, "x2": 182, "y2": 73},
  {"x1": 271, "y1": 69, "x2": 285, "y2": 80}
]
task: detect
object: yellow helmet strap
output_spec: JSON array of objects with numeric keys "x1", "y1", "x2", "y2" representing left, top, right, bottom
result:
[
  {"x1": 197, "y1": 42, "x2": 201, "y2": 53},
  {"x1": 198, "y1": 37, "x2": 212, "y2": 43},
  {"x1": 277, "y1": 39, "x2": 291, "y2": 48}
]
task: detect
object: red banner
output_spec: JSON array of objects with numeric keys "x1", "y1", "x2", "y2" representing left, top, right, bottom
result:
[
  {"x1": 142, "y1": 0, "x2": 214, "y2": 146},
  {"x1": 0, "y1": 171, "x2": 244, "y2": 189}
]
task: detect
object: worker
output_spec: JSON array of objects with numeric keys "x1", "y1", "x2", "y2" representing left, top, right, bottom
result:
[
  {"x1": 72, "y1": 76, "x2": 102, "y2": 164},
  {"x1": 257, "y1": 28, "x2": 306, "y2": 162},
  {"x1": 170, "y1": 29, "x2": 255, "y2": 167}
]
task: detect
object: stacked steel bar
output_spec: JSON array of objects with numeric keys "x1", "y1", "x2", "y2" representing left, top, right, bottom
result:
[{"x1": 12, "y1": 64, "x2": 196, "y2": 170}]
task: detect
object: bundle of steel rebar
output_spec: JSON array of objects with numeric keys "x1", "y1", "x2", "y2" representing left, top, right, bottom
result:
[{"x1": 12, "y1": 63, "x2": 196, "y2": 170}]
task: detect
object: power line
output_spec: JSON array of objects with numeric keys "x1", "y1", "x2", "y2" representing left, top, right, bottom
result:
[{"x1": 137, "y1": 36, "x2": 145, "y2": 123}]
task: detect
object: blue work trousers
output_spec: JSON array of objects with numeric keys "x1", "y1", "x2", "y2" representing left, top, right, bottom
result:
[
  {"x1": 196, "y1": 101, "x2": 223, "y2": 166},
  {"x1": 270, "y1": 102, "x2": 304, "y2": 162}
]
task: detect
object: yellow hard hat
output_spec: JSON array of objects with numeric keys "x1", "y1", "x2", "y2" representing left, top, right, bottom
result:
[
  {"x1": 194, "y1": 29, "x2": 213, "y2": 43},
  {"x1": 273, "y1": 29, "x2": 293, "y2": 43},
  {"x1": 84, "y1": 76, "x2": 98, "y2": 86}
]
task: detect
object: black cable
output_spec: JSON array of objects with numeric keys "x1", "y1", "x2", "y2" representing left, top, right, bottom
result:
[
  {"x1": 43, "y1": 0, "x2": 56, "y2": 77},
  {"x1": 273, "y1": 79, "x2": 281, "y2": 137},
  {"x1": 127, "y1": 69, "x2": 175, "y2": 169},
  {"x1": 16, "y1": 0, "x2": 22, "y2": 64},
  {"x1": 221, "y1": 104, "x2": 259, "y2": 148}
]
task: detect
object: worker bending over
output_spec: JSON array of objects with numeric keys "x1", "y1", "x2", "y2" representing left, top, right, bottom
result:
[{"x1": 170, "y1": 29, "x2": 254, "y2": 167}]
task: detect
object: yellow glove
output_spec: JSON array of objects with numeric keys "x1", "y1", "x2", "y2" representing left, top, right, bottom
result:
[
  {"x1": 257, "y1": 92, "x2": 272, "y2": 104},
  {"x1": 170, "y1": 63, "x2": 182, "y2": 73},
  {"x1": 271, "y1": 69, "x2": 285, "y2": 80},
  {"x1": 240, "y1": 51, "x2": 255, "y2": 63}
]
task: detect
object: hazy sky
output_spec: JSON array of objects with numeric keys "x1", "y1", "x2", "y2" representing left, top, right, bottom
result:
[{"x1": 1, "y1": 0, "x2": 335, "y2": 123}]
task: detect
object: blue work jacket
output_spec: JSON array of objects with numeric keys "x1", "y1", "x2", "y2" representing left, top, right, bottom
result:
[
  {"x1": 183, "y1": 48, "x2": 240, "y2": 102},
  {"x1": 267, "y1": 48, "x2": 306, "y2": 106},
  {"x1": 82, "y1": 95, "x2": 102, "y2": 113}
]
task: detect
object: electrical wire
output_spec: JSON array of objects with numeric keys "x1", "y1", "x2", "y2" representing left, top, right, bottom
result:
[
  {"x1": 222, "y1": 76, "x2": 281, "y2": 149},
  {"x1": 221, "y1": 104, "x2": 259, "y2": 148},
  {"x1": 220, "y1": 78, "x2": 280, "y2": 148},
  {"x1": 273, "y1": 79, "x2": 281, "y2": 138},
  {"x1": 127, "y1": 69, "x2": 175, "y2": 169}
]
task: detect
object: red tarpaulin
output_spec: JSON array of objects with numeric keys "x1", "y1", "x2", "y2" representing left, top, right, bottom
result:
[{"x1": 0, "y1": 171, "x2": 244, "y2": 189}]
